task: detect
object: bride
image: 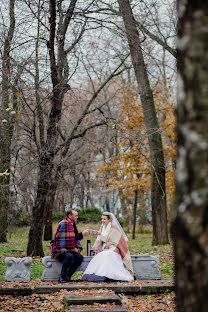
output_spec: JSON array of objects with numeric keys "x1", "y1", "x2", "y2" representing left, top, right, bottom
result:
[{"x1": 81, "y1": 211, "x2": 134, "y2": 281}]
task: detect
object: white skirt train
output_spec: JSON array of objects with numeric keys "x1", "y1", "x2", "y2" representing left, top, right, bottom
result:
[{"x1": 81, "y1": 249, "x2": 133, "y2": 281}]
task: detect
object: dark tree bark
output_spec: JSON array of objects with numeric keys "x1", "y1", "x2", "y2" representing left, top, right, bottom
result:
[
  {"x1": 43, "y1": 179, "x2": 58, "y2": 241},
  {"x1": 0, "y1": 0, "x2": 16, "y2": 243},
  {"x1": 118, "y1": 0, "x2": 169, "y2": 244},
  {"x1": 172, "y1": 1, "x2": 208, "y2": 311},
  {"x1": 105, "y1": 196, "x2": 110, "y2": 212},
  {"x1": 132, "y1": 188, "x2": 137, "y2": 240},
  {"x1": 44, "y1": 206, "x2": 53, "y2": 241}
]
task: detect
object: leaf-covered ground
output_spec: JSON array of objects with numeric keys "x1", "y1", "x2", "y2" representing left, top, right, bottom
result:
[{"x1": 0, "y1": 287, "x2": 176, "y2": 312}]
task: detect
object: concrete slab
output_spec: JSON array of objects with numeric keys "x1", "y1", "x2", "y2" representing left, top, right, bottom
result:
[
  {"x1": 0, "y1": 280, "x2": 174, "y2": 296},
  {"x1": 141, "y1": 283, "x2": 175, "y2": 293},
  {"x1": 63, "y1": 293, "x2": 121, "y2": 305},
  {"x1": 0, "y1": 287, "x2": 33, "y2": 296},
  {"x1": 35, "y1": 285, "x2": 86, "y2": 294},
  {"x1": 35, "y1": 284, "x2": 140, "y2": 294}
]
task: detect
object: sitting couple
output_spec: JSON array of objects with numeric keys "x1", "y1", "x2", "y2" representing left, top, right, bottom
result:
[{"x1": 51, "y1": 209, "x2": 134, "y2": 283}]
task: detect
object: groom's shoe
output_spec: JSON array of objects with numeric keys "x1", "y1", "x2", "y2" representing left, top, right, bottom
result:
[{"x1": 59, "y1": 276, "x2": 68, "y2": 283}]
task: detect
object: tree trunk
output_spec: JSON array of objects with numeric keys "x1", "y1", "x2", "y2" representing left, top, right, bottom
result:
[
  {"x1": 27, "y1": 155, "x2": 54, "y2": 256},
  {"x1": 44, "y1": 179, "x2": 58, "y2": 241},
  {"x1": 44, "y1": 205, "x2": 53, "y2": 241},
  {"x1": 118, "y1": 0, "x2": 169, "y2": 245},
  {"x1": 0, "y1": 0, "x2": 16, "y2": 243},
  {"x1": 119, "y1": 189, "x2": 128, "y2": 226},
  {"x1": 132, "y1": 189, "x2": 137, "y2": 239},
  {"x1": 172, "y1": 1, "x2": 208, "y2": 311},
  {"x1": 105, "y1": 196, "x2": 110, "y2": 212}
]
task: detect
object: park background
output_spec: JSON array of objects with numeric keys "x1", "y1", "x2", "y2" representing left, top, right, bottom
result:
[
  {"x1": 0, "y1": 0, "x2": 176, "y2": 254},
  {"x1": 1, "y1": 1, "x2": 207, "y2": 311}
]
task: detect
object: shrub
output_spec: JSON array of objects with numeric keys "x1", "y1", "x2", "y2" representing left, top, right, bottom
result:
[
  {"x1": 52, "y1": 208, "x2": 101, "y2": 223},
  {"x1": 77, "y1": 207, "x2": 101, "y2": 223},
  {"x1": 52, "y1": 212, "x2": 65, "y2": 221}
]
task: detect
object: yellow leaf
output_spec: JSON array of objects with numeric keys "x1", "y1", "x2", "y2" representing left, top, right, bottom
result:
[
  {"x1": 2, "y1": 119, "x2": 8, "y2": 123},
  {"x1": 16, "y1": 92, "x2": 22, "y2": 97},
  {"x1": 16, "y1": 113, "x2": 20, "y2": 120}
]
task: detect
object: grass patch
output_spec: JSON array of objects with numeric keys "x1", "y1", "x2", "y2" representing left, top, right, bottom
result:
[
  {"x1": 0, "y1": 222, "x2": 174, "y2": 281},
  {"x1": 31, "y1": 262, "x2": 44, "y2": 280}
]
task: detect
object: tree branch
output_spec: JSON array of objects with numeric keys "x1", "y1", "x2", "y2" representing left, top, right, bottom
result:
[
  {"x1": 135, "y1": 20, "x2": 176, "y2": 58},
  {"x1": 70, "y1": 121, "x2": 107, "y2": 140},
  {"x1": 55, "y1": 53, "x2": 130, "y2": 156},
  {"x1": 64, "y1": 18, "x2": 88, "y2": 55},
  {"x1": 62, "y1": 0, "x2": 77, "y2": 40},
  {"x1": 82, "y1": 5, "x2": 176, "y2": 57}
]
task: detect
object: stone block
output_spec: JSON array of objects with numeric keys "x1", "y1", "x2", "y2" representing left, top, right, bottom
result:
[
  {"x1": 41, "y1": 255, "x2": 92, "y2": 281},
  {"x1": 0, "y1": 287, "x2": 33, "y2": 296},
  {"x1": 41, "y1": 254, "x2": 161, "y2": 281},
  {"x1": 131, "y1": 254, "x2": 161, "y2": 280},
  {"x1": 5, "y1": 257, "x2": 32, "y2": 281},
  {"x1": 63, "y1": 293, "x2": 121, "y2": 305}
]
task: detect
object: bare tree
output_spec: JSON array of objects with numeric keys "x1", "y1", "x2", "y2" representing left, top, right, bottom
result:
[
  {"x1": 27, "y1": 0, "x2": 80, "y2": 256},
  {"x1": 26, "y1": 0, "x2": 132, "y2": 255},
  {"x1": 117, "y1": 0, "x2": 169, "y2": 244}
]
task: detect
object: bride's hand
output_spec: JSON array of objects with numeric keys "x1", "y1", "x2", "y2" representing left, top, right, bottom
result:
[{"x1": 97, "y1": 231, "x2": 101, "y2": 235}]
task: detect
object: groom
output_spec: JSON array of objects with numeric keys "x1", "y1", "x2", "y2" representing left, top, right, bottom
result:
[{"x1": 51, "y1": 209, "x2": 89, "y2": 283}]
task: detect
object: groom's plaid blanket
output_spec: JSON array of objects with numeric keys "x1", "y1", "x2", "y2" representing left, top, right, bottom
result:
[
  {"x1": 92, "y1": 223, "x2": 134, "y2": 276},
  {"x1": 51, "y1": 217, "x2": 78, "y2": 258}
]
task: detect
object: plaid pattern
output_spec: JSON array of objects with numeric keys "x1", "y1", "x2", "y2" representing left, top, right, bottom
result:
[{"x1": 51, "y1": 217, "x2": 76, "y2": 258}]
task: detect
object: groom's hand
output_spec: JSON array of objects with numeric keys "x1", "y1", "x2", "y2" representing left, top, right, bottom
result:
[{"x1": 82, "y1": 229, "x2": 90, "y2": 236}]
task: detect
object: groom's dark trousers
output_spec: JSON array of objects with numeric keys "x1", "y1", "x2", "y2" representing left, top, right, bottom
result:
[{"x1": 58, "y1": 251, "x2": 83, "y2": 279}]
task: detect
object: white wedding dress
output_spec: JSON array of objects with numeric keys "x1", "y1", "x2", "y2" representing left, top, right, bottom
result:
[{"x1": 81, "y1": 249, "x2": 134, "y2": 281}]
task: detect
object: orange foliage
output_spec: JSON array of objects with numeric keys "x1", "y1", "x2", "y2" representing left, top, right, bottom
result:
[{"x1": 98, "y1": 84, "x2": 176, "y2": 203}]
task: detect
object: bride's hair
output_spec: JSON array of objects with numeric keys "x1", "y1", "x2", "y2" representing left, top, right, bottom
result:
[{"x1": 102, "y1": 211, "x2": 112, "y2": 220}]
